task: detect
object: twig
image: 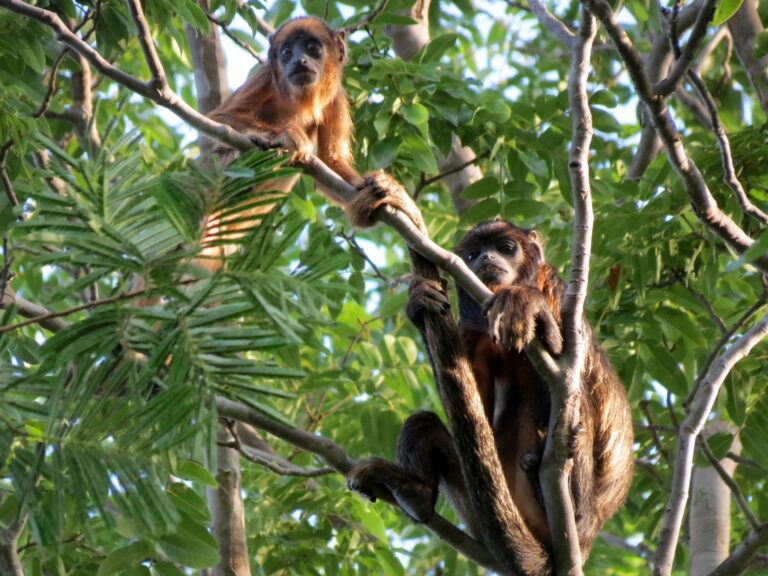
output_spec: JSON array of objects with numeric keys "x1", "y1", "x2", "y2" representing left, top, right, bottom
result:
[
  {"x1": 206, "y1": 12, "x2": 264, "y2": 62},
  {"x1": 344, "y1": 0, "x2": 389, "y2": 33}
]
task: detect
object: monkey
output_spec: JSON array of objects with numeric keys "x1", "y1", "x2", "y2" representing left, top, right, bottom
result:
[
  {"x1": 347, "y1": 219, "x2": 634, "y2": 574},
  {"x1": 199, "y1": 16, "x2": 424, "y2": 269}
]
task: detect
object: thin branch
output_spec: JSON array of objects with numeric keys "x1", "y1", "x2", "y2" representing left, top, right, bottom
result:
[
  {"x1": 206, "y1": 12, "x2": 264, "y2": 62},
  {"x1": 684, "y1": 294, "x2": 767, "y2": 407},
  {"x1": 413, "y1": 150, "x2": 489, "y2": 197},
  {"x1": 344, "y1": 0, "x2": 389, "y2": 33},
  {"x1": 0, "y1": 279, "x2": 197, "y2": 334},
  {"x1": 653, "y1": 312, "x2": 768, "y2": 576},
  {"x1": 655, "y1": 0, "x2": 718, "y2": 96},
  {"x1": 639, "y1": 400, "x2": 672, "y2": 467},
  {"x1": 706, "y1": 524, "x2": 768, "y2": 576},
  {"x1": 125, "y1": 0, "x2": 167, "y2": 90},
  {"x1": 0, "y1": 140, "x2": 18, "y2": 209},
  {"x1": 32, "y1": 49, "x2": 68, "y2": 119},
  {"x1": 221, "y1": 422, "x2": 335, "y2": 477},
  {"x1": 539, "y1": 8, "x2": 597, "y2": 576},
  {"x1": 214, "y1": 396, "x2": 501, "y2": 572}
]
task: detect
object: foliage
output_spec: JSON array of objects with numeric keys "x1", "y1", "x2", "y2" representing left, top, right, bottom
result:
[{"x1": 0, "y1": 0, "x2": 767, "y2": 575}]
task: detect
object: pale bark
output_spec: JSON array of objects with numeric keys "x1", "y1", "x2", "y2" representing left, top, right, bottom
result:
[{"x1": 690, "y1": 423, "x2": 740, "y2": 576}]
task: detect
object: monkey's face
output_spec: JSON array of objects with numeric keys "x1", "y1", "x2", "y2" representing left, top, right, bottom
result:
[
  {"x1": 275, "y1": 31, "x2": 326, "y2": 89},
  {"x1": 455, "y1": 220, "x2": 543, "y2": 292}
]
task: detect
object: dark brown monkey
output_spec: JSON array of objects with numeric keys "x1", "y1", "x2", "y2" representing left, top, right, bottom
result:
[
  {"x1": 200, "y1": 17, "x2": 423, "y2": 268},
  {"x1": 348, "y1": 219, "x2": 633, "y2": 573}
]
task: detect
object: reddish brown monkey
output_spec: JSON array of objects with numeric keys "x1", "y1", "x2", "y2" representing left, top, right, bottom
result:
[
  {"x1": 348, "y1": 219, "x2": 633, "y2": 574},
  {"x1": 200, "y1": 17, "x2": 422, "y2": 268}
]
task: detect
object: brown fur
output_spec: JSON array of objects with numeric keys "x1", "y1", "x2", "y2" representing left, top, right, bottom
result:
[
  {"x1": 348, "y1": 219, "x2": 634, "y2": 574},
  {"x1": 200, "y1": 17, "x2": 424, "y2": 270}
]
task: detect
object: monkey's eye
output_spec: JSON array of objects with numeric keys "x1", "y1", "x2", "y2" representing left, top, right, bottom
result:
[
  {"x1": 497, "y1": 240, "x2": 517, "y2": 255},
  {"x1": 280, "y1": 45, "x2": 293, "y2": 60},
  {"x1": 465, "y1": 249, "x2": 480, "y2": 261},
  {"x1": 305, "y1": 40, "x2": 321, "y2": 57}
]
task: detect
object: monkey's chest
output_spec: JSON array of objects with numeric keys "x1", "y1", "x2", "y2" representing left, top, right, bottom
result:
[{"x1": 492, "y1": 349, "x2": 550, "y2": 431}]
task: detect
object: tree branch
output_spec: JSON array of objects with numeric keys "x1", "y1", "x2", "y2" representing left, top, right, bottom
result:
[
  {"x1": 580, "y1": 0, "x2": 768, "y2": 274},
  {"x1": 652, "y1": 312, "x2": 768, "y2": 576},
  {"x1": 538, "y1": 8, "x2": 597, "y2": 576},
  {"x1": 528, "y1": 0, "x2": 576, "y2": 49},
  {"x1": 654, "y1": 0, "x2": 718, "y2": 96},
  {"x1": 214, "y1": 396, "x2": 501, "y2": 572}
]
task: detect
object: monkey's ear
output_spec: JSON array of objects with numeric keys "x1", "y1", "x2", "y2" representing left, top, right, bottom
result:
[
  {"x1": 527, "y1": 230, "x2": 539, "y2": 242},
  {"x1": 334, "y1": 30, "x2": 348, "y2": 64}
]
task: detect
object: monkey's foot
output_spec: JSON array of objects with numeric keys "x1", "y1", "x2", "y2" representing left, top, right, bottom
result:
[
  {"x1": 345, "y1": 171, "x2": 426, "y2": 233},
  {"x1": 484, "y1": 285, "x2": 563, "y2": 355},
  {"x1": 406, "y1": 277, "x2": 450, "y2": 327},
  {"x1": 347, "y1": 457, "x2": 435, "y2": 523}
]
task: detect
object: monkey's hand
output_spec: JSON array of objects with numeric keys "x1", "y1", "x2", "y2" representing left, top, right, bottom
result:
[
  {"x1": 406, "y1": 276, "x2": 450, "y2": 329},
  {"x1": 347, "y1": 457, "x2": 435, "y2": 523},
  {"x1": 344, "y1": 171, "x2": 427, "y2": 233},
  {"x1": 251, "y1": 125, "x2": 314, "y2": 163},
  {"x1": 484, "y1": 286, "x2": 563, "y2": 355}
]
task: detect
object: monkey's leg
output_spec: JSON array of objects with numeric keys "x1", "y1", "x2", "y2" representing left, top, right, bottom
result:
[{"x1": 348, "y1": 410, "x2": 477, "y2": 533}]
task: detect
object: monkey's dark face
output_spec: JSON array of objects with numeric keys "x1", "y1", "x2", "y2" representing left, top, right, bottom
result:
[
  {"x1": 455, "y1": 220, "x2": 542, "y2": 292},
  {"x1": 275, "y1": 31, "x2": 326, "y2": 89}
]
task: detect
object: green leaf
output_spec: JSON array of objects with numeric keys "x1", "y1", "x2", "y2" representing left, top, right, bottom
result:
[
  {"x1": 401, "y1": 134, "x2": 438, "y2": 174},
  {"x1": 158, "y1": 533, "x2": 220, "y2": 569},
  {"x1": 638, "y1": 342, "x2": 688, "y2": 396},
  {"x1": 712, "y1": 0, "x2": 745, "y2": 25},
  {"x1": 417, "y1": 33, "x2": 458, "y2": 63},
  {"x1": 98, "y1": 541, "x2": 153, "y2": 576},
  {"x1": 461, "y1": 176, "x2": 501, "y2": 200},
  {"x1": 167, "y1": 483, "x2": 212, "y2": 523}
]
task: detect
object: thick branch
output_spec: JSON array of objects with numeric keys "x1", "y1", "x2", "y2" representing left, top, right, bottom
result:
[
  {"x1": 653, "y1": 313, "x2": 768, "y2": 576},
  {"x1": 538, "y1": 9, "x2": 596, "y2": 576}
]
